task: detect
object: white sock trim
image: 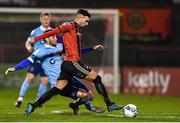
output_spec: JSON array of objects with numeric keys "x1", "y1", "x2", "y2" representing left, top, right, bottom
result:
[{"x1": 17, "y1": 97, "x2": 24, "y2": 102}]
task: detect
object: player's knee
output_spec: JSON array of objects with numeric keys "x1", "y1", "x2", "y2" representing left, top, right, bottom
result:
[
  {"x1": 93, "y1": 75, "x2": 102, "y2": 84},
  {"x1": 85, "y1": 70, "x2": 97, "y2": 81},
  {"x1": 41, "y1": 77, "x2": 48, "y2": 85},
  {"x1": 56, "y1": 80, "x2": 68, "y2": 90},
  {"x1": 25, "y1": 73, "x2": 35, "y2": 82},
  {"x1": 25, "y1": 77, "x2": 33, "y2": 83},
  {"x1": 81, "y1": 92, "x2": 88, "y2": 98}
]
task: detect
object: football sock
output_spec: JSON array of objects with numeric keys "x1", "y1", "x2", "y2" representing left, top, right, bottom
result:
[
  {"x1": 36, "y1": 83, "x2": 47, "y2": 99},
  {"x1": 19, "y1": 80, "x2": 30, "y2": 98},
  {"x1": 93, "y1": 75, "x2": 112, "y2": 106},
  {"x1": 74, "y1": 98, "x2": 94, "y2": 111},
  {"x1": 83, "y1": 98, "x2": 94, "y2": 111},
  {"x1": 33, "y1": 87, "x2": 62, "y2": 108}
]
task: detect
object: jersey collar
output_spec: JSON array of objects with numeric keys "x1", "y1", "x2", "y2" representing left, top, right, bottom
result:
[{"x1": 40, "y1": 25, "x2": 51, "y2": 31}]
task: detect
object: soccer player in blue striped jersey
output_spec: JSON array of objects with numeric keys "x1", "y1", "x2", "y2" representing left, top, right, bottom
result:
[
  {"x1": 5, "y1": 30, "x2": 105, "y2": 115},
  {"x1": 15, "y1": 12, "x2": 52, "y2": 108}
]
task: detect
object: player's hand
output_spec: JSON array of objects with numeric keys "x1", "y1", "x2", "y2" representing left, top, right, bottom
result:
[
  {"x1": 27, "y1": 46, "x2": 34, "y2": 53},
  {"x1": 25, "y1": 40, "x2": 34, "y2": 53},
  {"x1": 5, "y1": 68, "x2": 16, "y2": 75},
  {"x1": 93, "y1": 45, "x2": 104, "y2": 51},
  {"x1": 30, "y1": 38, "x2": 35, "y2": 43}
]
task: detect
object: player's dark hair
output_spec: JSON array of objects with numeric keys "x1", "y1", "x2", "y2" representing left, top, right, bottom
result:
[
  {"x1": 77, "y1": 9, "x2": 91, "y2": 18},
  {"x1": 43, "y1": 29, "x2": 52, "y2": 42}
]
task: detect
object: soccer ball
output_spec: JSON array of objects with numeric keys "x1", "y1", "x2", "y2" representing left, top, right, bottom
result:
[{"x1": 123, "y1": 104, "x2": 138, "y2": 118}]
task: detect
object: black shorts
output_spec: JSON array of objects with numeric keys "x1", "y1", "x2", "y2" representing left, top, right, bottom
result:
[
  {"x1": 58, "y1": 61, "x2": 92, "y2": 80},
  {"x1": 28, "y1": 61, "x2": 47, "y2": 77}
]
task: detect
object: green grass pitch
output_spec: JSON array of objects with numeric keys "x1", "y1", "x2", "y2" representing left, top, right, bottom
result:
[{"x1": 0, "y1": 87, "x2": 180, "y2": 122}]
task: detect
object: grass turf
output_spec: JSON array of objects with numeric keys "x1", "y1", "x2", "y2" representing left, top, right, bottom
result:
[{"x1": 0, "y1": 87, "x2": 180, "y2": 122}]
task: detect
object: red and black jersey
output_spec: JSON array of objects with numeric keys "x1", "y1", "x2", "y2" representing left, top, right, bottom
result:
[{"x1": 61, "y1": 22, "x2": 82, "y2": 61}]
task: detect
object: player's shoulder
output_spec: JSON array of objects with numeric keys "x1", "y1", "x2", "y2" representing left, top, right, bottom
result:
[
  {"x1": 61, "y1": 21, "x2": 75, "y2": 30},
  {"x1": 62, "y1": 22, "x2": 74, "y2": 27},
  {"x1": 30, "y1": 26, "x2": 41, "y2": 35}
]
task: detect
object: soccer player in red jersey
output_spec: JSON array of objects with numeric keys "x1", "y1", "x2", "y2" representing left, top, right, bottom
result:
[{"x1": 25, "y1": 9, "x2": 122, "y2": 116}]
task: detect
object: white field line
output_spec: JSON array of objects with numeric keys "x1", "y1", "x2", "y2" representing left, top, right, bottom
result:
[
  {"x1": 51, "y1": 110, "x2": 180, "y2": 119},
  {"x1": 6, "y1": 110, "x2": 180, "y2": 119}
]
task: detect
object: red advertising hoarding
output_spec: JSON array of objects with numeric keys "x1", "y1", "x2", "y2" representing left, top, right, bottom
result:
[
  {"x1": 119, "y1": 8, "x2": 171, "y2": 42},
  {"x1": 122, "y1": 67, "x2": 180, "y2": 96}
]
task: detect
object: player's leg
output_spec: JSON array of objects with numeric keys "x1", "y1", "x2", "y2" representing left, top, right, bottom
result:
[
  {"x1": 67, "y1": 61, "x2": 109, "y2": 102},
  {"x1": 68, "y1": 88, "x2": 105, "y2": 114},
  {"x1": 69, "y1": 61, "x2": 123, "y2": 112},
  {"x1": 24, "y1": 75, "x2": 69, "y2": 116},
  {"x1": 36, "y1": 78, "x2": 48, "y2": 99},
  {"x1": 15, "y1": 70, "x2": 35, "y2": 108},
  {"x1": 70, "y1": 98, "x2": 106, "y2": 114},
  {"x1": 61, "y1": 61, "x2": 111, "y2": 108},
  {"x1": 16, "y1": 62, "x2": 46, "y2": 108},
  {"x1": 25, "y1": 61, "x2": 71, "y2": 116},
  {"x1": 86, "y1": 70, "x2": 123, "y2": 112},
  {"x1": 36, "y1": 69, "x2": 48, "y2": 99},
  {"x1": 69, "y1": 77, "x2": 94, "y2": 113},
  {"x1": 71, "y1": 77, "x2": 94, "y2": 101},
  {"x1": 30, "y1": 62, "x2": 48, "y2": 100}
]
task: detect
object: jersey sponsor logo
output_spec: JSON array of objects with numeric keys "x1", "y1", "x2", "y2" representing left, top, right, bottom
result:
[
  {"x1": 40, "y1": 40, "x2": 44, "y2": 44},
  {"x1": 49, "y1": 58, "x2": 55, "y2": 64}
]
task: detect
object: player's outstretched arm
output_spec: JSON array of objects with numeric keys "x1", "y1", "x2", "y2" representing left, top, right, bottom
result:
[
  {"x1": 30, "y1": 23, "x2": 73, "y2": 44},
  {"x1": 29, "y1": 27, "x2": 60, "y2": 44},
  {"x1": 82, "y1": 44, "x2": 104, "y2": 54},
  {"x1": 5, "y1": 57, "x2": 34, "y2": 75}
]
